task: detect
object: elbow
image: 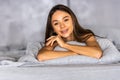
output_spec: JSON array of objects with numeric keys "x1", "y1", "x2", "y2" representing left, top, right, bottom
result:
[
  {"x1": 37, "y1": 53, "x2": 47, "y2": 61},
  {"x1": 37, "y1": 55, "x2": 44, "y2": 61},
  {"x1": 95, "y1": 50, "x2": 103, "y2": 59}
]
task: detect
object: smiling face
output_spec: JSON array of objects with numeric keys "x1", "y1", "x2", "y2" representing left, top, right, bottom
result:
[{"x1": 51, "y1": 10, "x2": 74, "y2": 40}]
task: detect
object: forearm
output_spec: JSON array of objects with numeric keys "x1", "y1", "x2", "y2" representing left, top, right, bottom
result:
[
  {"x1": 37, "y1": 50, "x2": 77, "y2": 61},
  {"x1": 63, "y1": 43, "x2": 102, "y2": 59}
]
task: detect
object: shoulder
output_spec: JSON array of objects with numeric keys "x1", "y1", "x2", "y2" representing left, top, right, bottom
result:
[
  {"x1": 86, "y1": 35, "x2": 96, "y2": 42},
  {"x1": 85, "y1": 35, "x2": 100, "y2": 47},
  {"x1": 80, "y1": 32, "x2": 94, "y2": 42}
]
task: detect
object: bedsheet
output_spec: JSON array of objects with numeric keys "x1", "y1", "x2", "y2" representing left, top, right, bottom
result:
[
  {"x1": 0, "y1": 38, "x2": 120, "y2": 80},
  {"x1": 0, "y1": 62, "x2": 120, "y2": 80}
]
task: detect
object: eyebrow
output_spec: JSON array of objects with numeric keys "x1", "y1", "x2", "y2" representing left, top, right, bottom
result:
[
  {"x1": 52, "y1": 16, "x2": 69, "y2": 23},
  {"x1": 63, "y1": 16, "x2": 69, "y2": 19}
]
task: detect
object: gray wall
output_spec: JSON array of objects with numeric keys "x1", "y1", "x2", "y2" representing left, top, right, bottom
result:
[
  {"x1": 70, "y1": 0, "x2": 120, "y2": 47},
  {"x1": 0, "y1": 0, "x2": 120, "y2": 51},
  {"x1": 0, "y1": 0, "x2": 67, "y2": 50}
]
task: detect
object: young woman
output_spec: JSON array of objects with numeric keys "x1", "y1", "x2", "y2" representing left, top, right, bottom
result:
[{"x1": 37, "y1": 4, "x2": 103, "y2": 61}]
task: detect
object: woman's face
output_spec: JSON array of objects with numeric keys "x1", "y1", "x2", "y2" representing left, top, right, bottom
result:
[{"x1": 51, "y1": 10, "x2": 74, "y2": 39}]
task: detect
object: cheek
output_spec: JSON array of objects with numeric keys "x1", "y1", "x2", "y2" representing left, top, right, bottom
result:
[
  {"x1": 68, "y1": 22, "x2": 74, "y2": 31},
  {"x1": 67, "y1": 20, "x2": 74, "y2": 27},
  {"x1": 69, "y1": 26, "x2": 74, "y2": 34},
  {"x1": 53, "y1": 27, "x2": 60, "y2": 33}
]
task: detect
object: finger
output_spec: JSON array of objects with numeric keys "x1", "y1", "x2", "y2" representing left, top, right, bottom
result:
[
  {"x1": 57, "y1": 35, "x2": 62, "y2": 38},
  {"x1": 46, "y1": 39, "x2": 53, "y2": 46},
  {"x1": 50, "y1": 38, "x2": 56, "y2": 46},
  {"x1": 46, "y1": 37, "x2": 56, "y2": 46},
  {"x1": 47, "y1": 36, "x2": 56, "y2": 41},
  {"x1": 45, "y1": 41, "x2": 51, "y2": 46}
]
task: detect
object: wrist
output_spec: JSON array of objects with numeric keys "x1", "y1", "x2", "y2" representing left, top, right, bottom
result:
[{"x1": 63, "y1": 43, "x2": 69, "y2": 49}]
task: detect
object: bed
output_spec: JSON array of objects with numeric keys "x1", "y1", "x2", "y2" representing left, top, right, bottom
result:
[
  {"x1": 0, "y1": 63, "x2": 120, "y2": 80},
  {"x1": 0, "y1": 37, "x2": 120, "y2": 80},
  {"x1": 0, "y1": 0, "x2": 120, "y2": 80}
]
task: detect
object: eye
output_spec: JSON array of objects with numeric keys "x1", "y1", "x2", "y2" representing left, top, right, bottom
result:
[
  {"x1": 64, "y1": 19, "x2": 69, "y2": 22},
  {"x1": 54, "y1": 23, "x2": 59, "y2": 26}
]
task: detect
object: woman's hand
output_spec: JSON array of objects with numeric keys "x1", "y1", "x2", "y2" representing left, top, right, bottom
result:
[{"x1": 46, "y1": 35, "x2": 66, "y2": 48}]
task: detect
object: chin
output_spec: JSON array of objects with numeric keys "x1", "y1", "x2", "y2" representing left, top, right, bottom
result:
[{"x1": 61, "y1": 34, "x2": 70, "y2": 38}]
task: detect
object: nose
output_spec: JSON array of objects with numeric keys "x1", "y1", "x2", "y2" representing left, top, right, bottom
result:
[{"x1": 60, "y1": 23, "x2": 65, "y2": 29}]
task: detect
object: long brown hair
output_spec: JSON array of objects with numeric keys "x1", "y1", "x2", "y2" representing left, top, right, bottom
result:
[{"x1": 45, "y1": 4, "x2": 94, "y2": 43}]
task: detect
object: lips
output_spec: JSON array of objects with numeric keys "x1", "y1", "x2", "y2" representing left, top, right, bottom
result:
[{"x1": 61, "y1": 29, "x2": 68, "y2": 34}]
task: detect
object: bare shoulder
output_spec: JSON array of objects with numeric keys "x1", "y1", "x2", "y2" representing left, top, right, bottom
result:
[
  {"x1": 85, "y1": 35, "x2": 99, "y2": 47},
  {"x1": 86, "y1": 35, "x2": 96, "y2": 42}
]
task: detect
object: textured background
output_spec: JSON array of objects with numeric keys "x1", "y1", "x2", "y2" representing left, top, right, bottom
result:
[
  {"x1": 0, "y1": 0, "x2": 67, "y2": 50},
  {"x1": 0, "y1": 0, "x2": 120, "y2": 51},
  {"x1": 70, "y1": 0, "x2": 120, "y2": 46}
]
